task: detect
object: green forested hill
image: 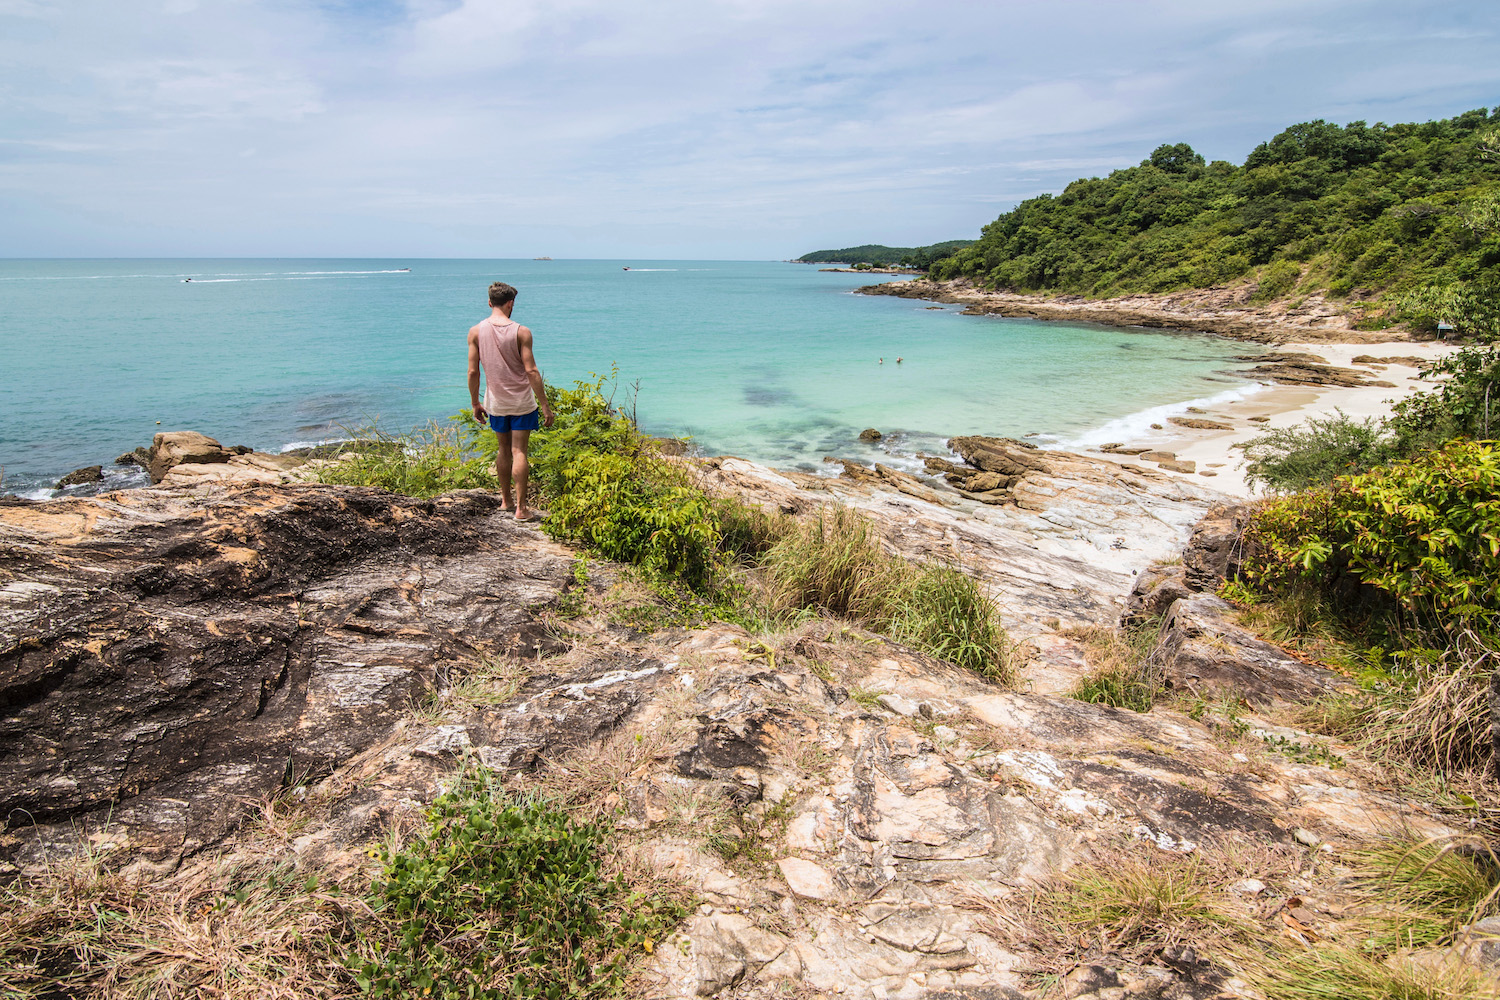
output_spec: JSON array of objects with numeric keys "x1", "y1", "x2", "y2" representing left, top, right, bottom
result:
[
  {"x1": 930, "y1": 109, "x2": 1500, "y2": 325},
  {"x1": 797, "y1": 240, "x2": 974, "y2": 267}
]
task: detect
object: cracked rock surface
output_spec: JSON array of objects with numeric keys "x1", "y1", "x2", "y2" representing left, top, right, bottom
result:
[{"x1": 0, "y1": 469, "x2": 1466, "y2": 998}]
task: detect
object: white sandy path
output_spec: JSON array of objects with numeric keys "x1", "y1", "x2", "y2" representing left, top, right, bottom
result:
[{"x1": 1075, "y1": 341, "x2": 1461, "y2": 498}]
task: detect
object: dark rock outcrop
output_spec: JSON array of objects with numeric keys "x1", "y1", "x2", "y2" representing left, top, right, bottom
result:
[
  {"x1": 55, "y1": 465, "x2": 103, "y2": 488},
  {"x1": 1182, "y1": 503, "x2": 1254, "y2": 592},
  {"x1": 0, "y1": 484, "x2": 573, "y2": 861}
]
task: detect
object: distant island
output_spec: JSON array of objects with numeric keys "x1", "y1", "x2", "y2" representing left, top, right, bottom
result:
[{"x1": 795, "y1": 240, "x2": 975, "y2": 269}]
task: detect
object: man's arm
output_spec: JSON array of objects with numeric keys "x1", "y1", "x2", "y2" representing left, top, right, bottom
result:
[
  {"x1": 517, "y1": 327, "x2": 555, "y2": 428},
  {"x1": 467, "y1": 328, "x2": 486, "y2": 423}
]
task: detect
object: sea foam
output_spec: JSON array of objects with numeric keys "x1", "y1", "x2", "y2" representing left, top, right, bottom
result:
[{"x1": 1057, "y1": 383, "x2": 1268, "y2": 450}]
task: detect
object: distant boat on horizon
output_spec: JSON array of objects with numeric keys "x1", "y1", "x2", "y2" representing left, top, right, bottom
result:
[
  {"x1": 622, "y1": 266, "x2": 631, "y2": 270},
  {"x1": 534, "y1": 256, "x2": 552, "y2": 260},
  {"x1": 397, "y1": 267, "x2": 410, "y2": 272}
]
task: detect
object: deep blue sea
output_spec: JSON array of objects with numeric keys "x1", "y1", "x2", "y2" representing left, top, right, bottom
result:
[{"x1": 0, "y1": 259, "x2": 1261, "y2": 497}]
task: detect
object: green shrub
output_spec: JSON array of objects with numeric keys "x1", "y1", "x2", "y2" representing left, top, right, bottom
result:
[
  {"x1": 354, "y1": 768, "x2": 687, "y2": 999},
  {"x1": 1388, "y1": 344, "x2": 1500, "y2": 454},
  {"x1": 1243, "y1": 439, "x2": 1500, "y2": 622},
  {"x1": 1251, "y1": 259, "x2": 1303, "y2": 302},
  {"x1": 1239, "y1": 410, "x2": 1392, "y2": 492},
  {"x1": 547, "y1": 450, "x2": 721, "y2": 590}
]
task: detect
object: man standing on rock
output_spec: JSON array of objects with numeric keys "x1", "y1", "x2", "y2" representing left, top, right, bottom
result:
[{"x1": 468, "y1": 281, "x2": 555, "y2": 521}]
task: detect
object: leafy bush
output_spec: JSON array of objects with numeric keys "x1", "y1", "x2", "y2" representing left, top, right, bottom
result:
[
  {"x1": 1243, "y1": 439, "x2": 1500, "y2": 622},
  {"x1": 1388, "y1": 344, "x2": 1500, "y2": 454},
  {"x1": 354, "y1": 769, "x2": 687, "y2": 1000},
  {"x1": 1239, "y1": 410, "x2": 1392, "y2": 492},
  {"x1": 547, "y1": 450, "x2": 721, "y2": 590},
  {"x1": 1251, "y1": 259, "x2": 1302, "y2": 302}
]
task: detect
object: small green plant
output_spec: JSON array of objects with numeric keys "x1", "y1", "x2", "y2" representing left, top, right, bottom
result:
[
  {"x1": 1259, "y1": 733, "x2": 1345, "y2": 769},
  {"x1": 313, "y1": 420, "x2": 496, "y2": 497},
  {"x1": 759, "y1": 507, "x2": 1013, "y2": 683},
  {"x1": 353, "y1": 766, "x2": 688, "y2": 999},
  {"x1": 1344, "y1": 837, "x2": 1500, "y2": 951},
  {"x1": 1240, "y1": 940, "x2": 1498, "y2": 1000}
]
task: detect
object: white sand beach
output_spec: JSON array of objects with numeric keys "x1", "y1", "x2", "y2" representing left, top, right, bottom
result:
[{"x1": 1078, "y1": 341, "x2": 1461, "y2": 497}]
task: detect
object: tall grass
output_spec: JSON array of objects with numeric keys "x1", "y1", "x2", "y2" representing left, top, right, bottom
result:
[
  {"x1": 1344, "y1": 837, "x2": 1500, "y2": 950},
  {"x1": 759, "y1": 506, "x2": 1013, "y2": 684},
  {"x1": 313, "y1": 420, "x2": 495, "y2": 497},
  {"x1": 1067, "y1": 622, "x2": 1165, "y2": 712}
]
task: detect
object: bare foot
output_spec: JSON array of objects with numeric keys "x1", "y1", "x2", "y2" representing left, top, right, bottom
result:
[{"x1": 514, "y1": 508, "x2": 542, "y2": 522}]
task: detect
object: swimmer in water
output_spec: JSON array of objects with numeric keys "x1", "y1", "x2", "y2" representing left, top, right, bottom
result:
[
  {"x1": 878, "y1": 357, "x2": 884, "y2": 364},
  {"x1": 896, "y1": 356, "x2": 903, "y2": 364}
]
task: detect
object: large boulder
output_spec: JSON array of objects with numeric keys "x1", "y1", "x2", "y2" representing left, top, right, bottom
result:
[{"x1": 147, "y1": 430, "x2": 232, "y2": 483}]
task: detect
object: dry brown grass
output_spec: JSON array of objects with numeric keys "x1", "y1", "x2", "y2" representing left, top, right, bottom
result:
[{"x1": 0, "y1": 846, "x2": 365, "y2": 1000}]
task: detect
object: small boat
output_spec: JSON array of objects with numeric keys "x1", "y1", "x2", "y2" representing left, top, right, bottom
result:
[
  {"x1": 183, "y1": 278, "x2": 191, "y2": 282},
  {"x1": 396, "y1": 267, "x2": 410, "y2": 272},
  {"x1": 622, "y1": 266, "x2": 631, "y2": 271},
  {"x1": 534, "y1": 256, "x2": 552, "y2": 261}
]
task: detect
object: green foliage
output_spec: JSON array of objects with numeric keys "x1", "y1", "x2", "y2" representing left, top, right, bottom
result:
[
  {"x1": 546, "y1": 450, "x2": 721, "y2": 590},
  {"x1": 354, "y1": 768, "x2": 687, "y2": 999},
  {"x1": 1345, "y1": 838, "x2": 1500, "y2": 951},
  {"x1": 1068, "y1": 623, "x2": 1165, "y2": 712},
  {"x1": 796, "y1": 240, "x2": 975, "y2": 268},
  {"x1": 1243, "y1": 439, "x2": 1500, "y2": 622},
  {"x1": 527, "y1": 371, "x2": 645, "y2": 503},
  {"x1": 1250, "y1": 259, "x2": 1304, "y2": 302},
  {"x1": 928, "y1": 108, "x2": 1500, "y2": 305},
  {"x1": 1388, "y1": 344, "x2": 1500, "y2": 453},
  {"x1": 1239, "y1": 410, "x2": 1392, "y2": 492},
  {"x1": 314, "y1": 420, "x2": 496, "y2": 497},
  {"x1": 1394, "y1": 276, "x2": 1500, "y2": 340}
]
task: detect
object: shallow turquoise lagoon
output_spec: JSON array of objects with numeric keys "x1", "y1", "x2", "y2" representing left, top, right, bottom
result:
[{"x1": 0, "y1": 259, "x2": 1256, "y2": 496}]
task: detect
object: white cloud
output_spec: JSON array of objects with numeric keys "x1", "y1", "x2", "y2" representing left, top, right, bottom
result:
[{"x1": 0, "y1": 0, "x2": 1497, "y2": 256}]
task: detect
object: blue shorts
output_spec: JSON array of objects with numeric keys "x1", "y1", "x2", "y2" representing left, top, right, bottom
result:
[{"x1": 489, "y1": 409, "x2": 540, "y2": 433}]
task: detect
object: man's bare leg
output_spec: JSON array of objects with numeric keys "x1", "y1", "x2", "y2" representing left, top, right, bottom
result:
[
  {"x1": 512, "y1": 429, "x2": 535, "y2": 519},
  {"x1": 493, "y1": 430, "x2": 515, "y2": 511}
]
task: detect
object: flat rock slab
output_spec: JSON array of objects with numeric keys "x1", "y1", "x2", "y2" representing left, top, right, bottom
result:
[{"x1": 0, "y1": 484, "x2": 574, "y2": 862}]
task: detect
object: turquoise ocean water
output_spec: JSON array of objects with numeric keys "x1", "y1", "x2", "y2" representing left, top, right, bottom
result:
[{"x1": 0, "y1": 259, "x2": 1262, "y2": 497}]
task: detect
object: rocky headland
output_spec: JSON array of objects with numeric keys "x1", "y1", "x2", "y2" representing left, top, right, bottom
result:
[
  {"x1": 860, "y1": 277, "x2": 1422, "y2": 345},
  {"x1": 4, "y1": 426, "x2": 1490, "y2": 998}
]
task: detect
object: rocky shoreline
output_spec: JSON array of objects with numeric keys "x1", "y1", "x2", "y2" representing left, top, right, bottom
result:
[
  {"x1": 7, "y1": 429, "x2": 1494, "y2": 996},
  {"x1": 860, "y1": 276, "x2": 1422, "y2": 345}
]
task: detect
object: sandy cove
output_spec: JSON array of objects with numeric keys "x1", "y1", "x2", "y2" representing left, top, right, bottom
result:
[
  {"x1": 857, "y1": 277, "x2": 1458, "y2": 496},
  {"x1": 1075, "y1": 341, "x2": 1460, "y2": 497}
]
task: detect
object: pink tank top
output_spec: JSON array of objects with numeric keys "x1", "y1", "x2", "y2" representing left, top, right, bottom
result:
[{"x1": 476, "y1": 317, "x2": 537, "y2": 415}]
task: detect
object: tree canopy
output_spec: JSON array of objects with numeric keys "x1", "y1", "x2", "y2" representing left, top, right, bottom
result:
[
  {"x1": 927, "y1": 109, "x2": 1500, "y2": 322},
  {"x1": 796, "y1": 240, "x2": 974, "y2": 267}
]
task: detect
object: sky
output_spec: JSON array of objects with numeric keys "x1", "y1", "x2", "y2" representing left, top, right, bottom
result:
[{"x1": 2, "y1": 0, "x2": 1498, "y2": 259}]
